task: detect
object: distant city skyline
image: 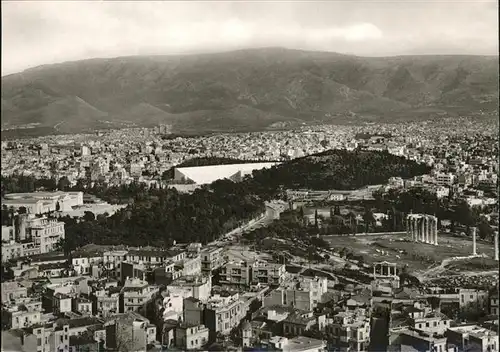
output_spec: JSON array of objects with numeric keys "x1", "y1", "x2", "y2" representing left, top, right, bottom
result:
[{"x1": 2, "y1": 1, "x2": 498, "y2": 75}]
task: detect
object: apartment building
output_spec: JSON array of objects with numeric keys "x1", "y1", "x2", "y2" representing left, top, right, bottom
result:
[
  {"x1": 53, "y1": 293, "x2": 72, "y2": 315},
  {"x1": 120, "y1": 278, "x2": 159, "y2": 313},
  {"x1": 435, "y1": 173, "x2": 455, "y2": 186},
  {"x1": 204, "y1": 293, "x2": 251, "y2": 341},
  {"x1": 200, "y1": 247, "x2": 224, "y2": 273},
  {"x1": 18, "y1": 215, "x2": 65, "y2": 254},
  {"x1": 92, "y1": 289, "x2": 120, "y2": 318},
  {"x1": 327, "y1": 309, "x2": 371, "y2": 352},
  {"x1": 71, "y1": 253, "x2": 102, "y2": 276},
  {"x1": 490, "y1": 292, "x2": 499, "y2": 316},
  {"x1": 4, "y1": 300, "x2": 43, "y2": 329},
  {"x1": 264, "y1": 276, "x2": 328, "y2": 311},
  {"x1": 1, "y1": 281, "x2": 28, "y2": 304},
  {"x1": 2, "y1": 241, "x2": 24, "y2": 262},
  {"x1": 167, "y1": 275, "x2": 212, "y2": 302},
  {"x1": 175, "y1": 323, "x2": 210, "y2": 350},
  {"x1": 459, "y1": 289, "x2": 489, "y2": 310},
  {"x1": 446, "y1": 325, "x2": 498, "y2": 352},
  {"x1": 105, "y1": 312, "x2": 156, "y2": 351},
  {"x1": 252, "y1": 261, "x2": 286, "y2": 285},
  {"x1": 220, "y1": 260, "x2": 253, "y2": 287}
]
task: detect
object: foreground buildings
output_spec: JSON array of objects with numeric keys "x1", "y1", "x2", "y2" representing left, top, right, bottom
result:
[{"x1": 1, "y1": 237, "x2": 498, "y2": 351}]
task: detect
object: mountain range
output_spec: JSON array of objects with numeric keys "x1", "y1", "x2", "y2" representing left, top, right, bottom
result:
[{"x1": 1, "y1": 47, "x2": 498, "y2": 137}]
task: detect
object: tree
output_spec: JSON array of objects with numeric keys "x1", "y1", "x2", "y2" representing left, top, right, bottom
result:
[
  {"x1": 363, "y1": 208, "x2": 375, "y2": 233},
  {"x1": 314, "y1": 210, "x2": 319, "y2": 228},
  {"x1": 57, "y1": 176, "x2": 71, "y2": 191},
  {"x1": 55, "y1": 202, "x2": 61, "y2": 212},
  {"x1": 18, "y1": 206, "x2": 27, "y2": 214},
  {"x1": 478, "y1": 218, "x2": 493, "y2": 240},
  {"x1": 83, "y1": 211, "x2": 96, "y2": 222},
  {"x1": 334, "y1": 205, "x2": 341, "y2": 216}
]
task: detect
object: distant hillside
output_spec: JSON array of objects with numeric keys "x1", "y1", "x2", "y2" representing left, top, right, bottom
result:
[{"x1": 2, "y1": 47, "x2": 498, "y2": 136}]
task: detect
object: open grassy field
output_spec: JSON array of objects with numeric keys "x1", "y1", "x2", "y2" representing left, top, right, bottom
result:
[{"x1": 324, "y1": 232, "x2": 496, "y2": 274}]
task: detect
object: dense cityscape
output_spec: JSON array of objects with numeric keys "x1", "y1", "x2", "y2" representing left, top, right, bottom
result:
[
  {"x1": 1, "y1": 117, "x2": 499, "y2": 352},
  {"x1": 2, "y1": 1, "x2": 499, "y2": 351}
]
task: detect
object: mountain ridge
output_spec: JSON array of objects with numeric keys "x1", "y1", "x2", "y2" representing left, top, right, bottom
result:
[{"x1": 2, "y1": 47, "x2": 498, "y2": 136}]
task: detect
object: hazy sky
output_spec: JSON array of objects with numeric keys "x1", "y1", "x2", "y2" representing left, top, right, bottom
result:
[{"x1": 2, "y1": 1, "x2": 498, "y2": 75}]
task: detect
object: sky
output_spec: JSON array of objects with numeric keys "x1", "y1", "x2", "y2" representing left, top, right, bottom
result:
[{"x1": 2, "y1": 1, "x2": 498, "y2": 75}]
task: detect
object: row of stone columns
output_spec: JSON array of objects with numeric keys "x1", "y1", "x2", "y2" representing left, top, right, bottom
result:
[
  {"x1": 373, "y1": 261, "x2": 398, "y2": 278},
  {"x1": 406, "y1": 214, "x2": 438, "y2": 245}
]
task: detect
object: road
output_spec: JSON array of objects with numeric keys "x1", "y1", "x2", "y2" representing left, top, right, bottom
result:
[{"x1": 209, "y1": 201, "x2": 287, "y2": 246}]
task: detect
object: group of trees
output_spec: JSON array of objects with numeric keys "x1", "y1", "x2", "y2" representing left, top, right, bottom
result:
[
  {"x1": 1, "y1": 175, "x2": 73, "y2": 196},
  {"x1": 249, "y1": 149, "x2": 431, "y2": 191},
  {"x1": 373, "y1": 188, "x2": 495, "y2": 240},
  {"x1": 56, "y1": 178, "x2": 266, "y2": 250}
]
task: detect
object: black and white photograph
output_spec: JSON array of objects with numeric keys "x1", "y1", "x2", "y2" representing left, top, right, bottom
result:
[{"x1": 0, "y1": 1, "x2": 498, "y2": 351}]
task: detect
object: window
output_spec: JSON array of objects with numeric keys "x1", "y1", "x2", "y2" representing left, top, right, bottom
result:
[
  {"x1": 191, "y1": 341, "x2": 194, "y2": 346},
  {"x1": 426, "y1": 323, "x2": 429, "y2": 328}
]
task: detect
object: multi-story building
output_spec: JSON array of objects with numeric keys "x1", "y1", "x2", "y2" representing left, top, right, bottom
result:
[
  {"x1": 394, "y1": 330, "x2": 450, "y2": 352},
  {"x1": 252, "y1": 261, "x2": 286, "y2": 286},
  {"x1": 102, "y1": 250, "x2": 128, "y2": 278},
  {"x1": 71, "y1": 252, "x2": 102, "y2": 276},
  {"x1": 120, "y1": 278, "x2": 159, "y2": 313},
  {"x1": 1, "y1": 281, "x2": 28, "y2": 304},
  {"x1": 459, "y1": 289, "x2": 489, "y2": 311},
  {"x1": 167, "y1": 275, "x2": 212, "y2": 302},
  {"x1": 2, "y1": 240, "x2": 24, "y2": 262},
  {"x1": 411, "y1": 311, "x2": 452, "y2": 336},
  {"x1": 490, "y1": 292, "x2": 499, "y2": 316},
  {"x1": 200, "y1": 247, "x2": 224, "y2": 273},
  {"x1": 264, "y1": 276, "x2": 328, "y2": 311},
  {"x1": 200, "y1": 293, "x2": 251, "y2": 342},
  {"x1": 53, "y1": 293, "x2": 72, "y2": 315},
  {"x1": 282, "y1": 310, "x2": 320, "y2": 336},
  {"x1": 327, "y1": 309, "x2": 371, "y2": 352},
  {"x1": 105, "y1": 311, "x2": 156, "y2": 352},
  {"x1": 73, "y1": 297, "x2": 93, "y2": 316},
  {"x1": 3, "y1": 300, "x2": 43, "y2": 329},
  {"x1": 92, "y1": 289, "x2": 120, "y2": 318},
  {"x1": 435, "y1": 173, "x2": 455, "y2": 186},
  {"x1": 13, "y1": 215, "x2": 65, "y2": 254},
  {"x1": 219, "y1": 260, "x2": 253, "y2": 288},
  {"x1": 269, "y1": 336, "x2": 327, "y2": 352},
  {"x1": 446, "y1": 325, "x2": 498, "y2": 352},
  {"x1": 175, "y1": 323, "x2": 210, "y2": 350}
]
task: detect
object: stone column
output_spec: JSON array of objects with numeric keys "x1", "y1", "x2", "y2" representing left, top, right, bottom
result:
[
  {"x1": 406, "y1": 217, "x2": 411, "y2": 239},
  {"x1": 412, "y1": 218, "x2": 417, "y2": 242},
  {"x1": 412, "y1": 218, "x2": 416, "y2": 242},
  {"x1": 409, "y1": 218, "x2": 414, "y2": 241},
  {"x1": 494, "y1": 231, "x2": 499, "y2": 261},
  {"x1": 434, "y1": 217, "x2": 438, "y2": 246},
  {"x1": 425, "y1": 217, "x2": 430, "y2": 243},
  {"x1": 420, "y1": 217, "x2": 425, "y2": 243},
  {"x1": 416, "y1": 218, "x2": 420, "y2": 242},
  {"x1": 472, "y1": 227, "x2": 477, "y2": 256}
]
